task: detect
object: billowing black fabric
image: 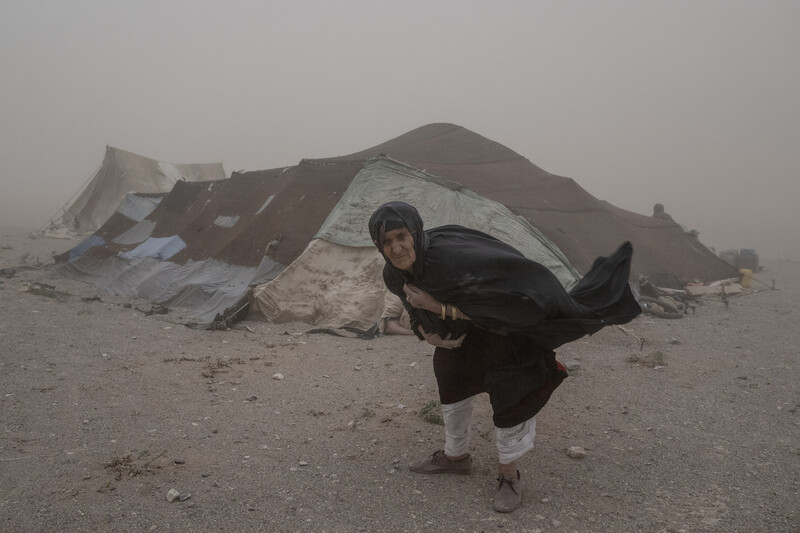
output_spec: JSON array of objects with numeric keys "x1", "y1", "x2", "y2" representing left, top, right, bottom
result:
[
  {"x1": 369, "y1": 201, "x2": 641, "y2": 349},
  {"x1": 368, "y1": 201, "x2": 641, "y2": 425}
]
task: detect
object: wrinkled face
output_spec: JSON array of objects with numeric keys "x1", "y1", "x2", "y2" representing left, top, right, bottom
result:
[{"x1": 382, "y1": 227, "x2": 416, "y2": 272}]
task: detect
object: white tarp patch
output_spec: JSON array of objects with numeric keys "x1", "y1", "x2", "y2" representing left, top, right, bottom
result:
[
  {"x1": 256, "y1": 194, "x2": 275, "y2": 214},
  {"x1": 213, "y1": 215, "x2": 240, "y2": 228}
]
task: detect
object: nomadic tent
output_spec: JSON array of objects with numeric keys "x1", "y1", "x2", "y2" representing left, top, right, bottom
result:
[
  {"x1": 57, "y1": 124, "x2": 737, "y2": 330},
  {"x1": 42, "y1": 146, "x2": 226, "y2": 238}
]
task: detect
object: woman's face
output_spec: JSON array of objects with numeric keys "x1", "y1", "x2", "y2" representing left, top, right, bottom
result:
[{"x1": 382, "y1": 227, "x2": 416, "y2": 272}]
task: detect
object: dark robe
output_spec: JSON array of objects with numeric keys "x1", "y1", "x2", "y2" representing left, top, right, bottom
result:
[{"x1": 368, "y1": 202, "x2": 641, "y2": 426}]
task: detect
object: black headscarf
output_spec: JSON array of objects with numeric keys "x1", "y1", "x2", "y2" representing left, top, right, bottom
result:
[{"x1": 369, "y1": 201, "x2": 641, "y2": 349}]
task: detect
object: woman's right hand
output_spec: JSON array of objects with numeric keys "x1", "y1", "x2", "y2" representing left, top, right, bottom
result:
[{"x1": 404, "y1": 283, "x2": 440, "y2": 313}]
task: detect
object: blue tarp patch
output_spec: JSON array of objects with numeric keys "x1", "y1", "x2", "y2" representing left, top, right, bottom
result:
[
  {"x1": 68, "y1": 234, "x2": 106, "y2": 262},
  {"x1": 119, "y1": 235, "x2": 187, "y2": 261}
]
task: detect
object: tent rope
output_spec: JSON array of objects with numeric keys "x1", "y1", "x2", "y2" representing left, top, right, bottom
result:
[{"x1": 42, "y1": 159, "x2": 102, "y2": 228}]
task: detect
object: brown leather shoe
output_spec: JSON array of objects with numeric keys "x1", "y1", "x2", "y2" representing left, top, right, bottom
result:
[
  {"x1": 408, "y1": 450, "x2": 472, "y2": 475},
  {"x1": 493, "y1": 470, "x2": 522, "y2": 513}
]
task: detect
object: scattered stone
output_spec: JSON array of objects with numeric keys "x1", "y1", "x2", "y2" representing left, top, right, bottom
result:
[
  {"x1": 266, "y1": 342, "x2": 275, "y2": 348},
  {"x1": 551, "y1": 518, "x2": 561, "y2": 527},
  {"x1": 173, "y1": 459, "x2": 185, "y2": 465},
  {"x1": 354, "y1": 365, "x2": 362, "y2": 371},
  {"x1": 566, "y1": 446, "x2": 587, "y2": 459},
  {"x1": 272, "y1": 373, "x2": 284, "y2": 380},
  {"x1": 298, "y1": 461, "x2": 309, "y2": 466},
  {"x1": 564, "y1": 360, "x2": 581, "y2": 371},
  {"x1": 628, "y1": 351, "x2": 667, "y2": 368},
  {"x1": 166, "y1": 488, "x2": 180, "y2": 502},
  {"x1": 245, "y1": 395, "x2": 258, "y2": 402},
  {"x1": 178, "y1": 492, "x2": 191, "y2": 502}
]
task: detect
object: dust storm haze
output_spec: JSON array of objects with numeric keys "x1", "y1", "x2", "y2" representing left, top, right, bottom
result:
[{"x1": 1, "y1": 1, "x2": 798, "y2": 260}]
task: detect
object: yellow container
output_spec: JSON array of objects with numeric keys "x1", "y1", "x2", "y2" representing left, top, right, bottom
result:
[{"x1": 739, "y1": 268, "x2": 752, "y2": 288}]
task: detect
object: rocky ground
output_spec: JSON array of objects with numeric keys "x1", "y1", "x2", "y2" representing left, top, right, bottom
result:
[{"x1": 1, "y1": 227, "x2": 798, "y2": 532}]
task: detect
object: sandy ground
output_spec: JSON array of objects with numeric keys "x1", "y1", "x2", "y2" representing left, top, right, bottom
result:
[{"x1": 1, "y1": 227, "x2": 798, "y2": 533}]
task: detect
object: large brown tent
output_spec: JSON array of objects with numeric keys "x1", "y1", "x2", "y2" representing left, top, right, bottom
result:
[
  {"x1": 320, "y1": 123, "x2": 733, "y2": 282},
  {"x1": 57, "y1": 124, "x2": 737, "y2": 329}
]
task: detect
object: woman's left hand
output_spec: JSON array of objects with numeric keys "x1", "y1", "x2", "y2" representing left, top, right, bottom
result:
[
  {"x1": 404, "y1": 283, "x2": 439, "y2": 313},
  {"x1": 417, "y1": 326, "x2": 466, "y2": 349}
]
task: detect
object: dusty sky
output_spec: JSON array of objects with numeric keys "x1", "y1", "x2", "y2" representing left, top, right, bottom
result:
[{"x1": 1, "y1": 1, "x2": 798, "y2": 259}]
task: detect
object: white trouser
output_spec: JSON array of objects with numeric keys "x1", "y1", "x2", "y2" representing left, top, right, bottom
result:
[{"x1": 441, "y1": 396, "x2": 536, "y2": 464}]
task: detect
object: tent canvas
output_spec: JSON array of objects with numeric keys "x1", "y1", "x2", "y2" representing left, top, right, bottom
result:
[
  {"x1": 57, "y1": 157, "x2": 579, "y2": 329},
  {"x1": 56, "y1": 124, "x2": 738, "y2": 330},
  {"x1": 251, "y1": 158, "x2": 580, "y2": 330},
  {"x1": 42, "y1": 146, "x2": 226, "y2": 238}
]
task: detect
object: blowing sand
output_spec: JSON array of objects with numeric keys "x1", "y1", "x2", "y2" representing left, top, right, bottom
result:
[{"x1": 1, "y1": 227, "x2": 798, "y2": 532}]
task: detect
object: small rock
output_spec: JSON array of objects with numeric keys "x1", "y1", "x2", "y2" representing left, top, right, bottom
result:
[
  {"x1": 178, "y1": 492, "x2": 191, "y2": 502},
  {"x1": 628, "y1": 351, "x2": 667, "y2": 368},
  {"x1": 551, "y1": 518, "x2": 561, "y2": 527},
  {"x1": 298, "y1": 461, "x2": 309, "y2": 466},
  {"x1": 166, "y1": 488, "x2": 180, "y2": 502},
  {"x1": 566, "y1": 446, "x2": 587, "y2": 459},
  {"x1": 173, "y1": 459, "x2": 185, "y2": 465},
  {"x1": 272, "y1": 373, "x2": 284, "y2": 380},
  {"x1": 266, "y1": 342, "x2": 275, "y2": 349},
  {"x1": 564, "y1": 361, "x2": 581, "y2": 371},
  {"x1": 354, "y1": 365, "x2": 362, "y2": 371}
]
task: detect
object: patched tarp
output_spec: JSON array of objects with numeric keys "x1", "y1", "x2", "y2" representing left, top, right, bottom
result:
[
  {"x1": 318, "y1": 123, "x2": 738, "y2": 283},
  {"x1": 315, "y1": 158, "x2": 580, "y2": 289},
  {"x1": 253, "y1": 159, "x2": 581, "y2": 329},
  {"x1": 55, "y1": 123, "x2": 737, "y2": 329}
]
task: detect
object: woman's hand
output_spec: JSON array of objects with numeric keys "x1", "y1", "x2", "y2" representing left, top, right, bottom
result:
[
  {"x1": 404, "y1": 283, "x2": 440, "y2": 313},
  {"x1": 417, "y1": 326, "x2": 466, "y2": 349}
]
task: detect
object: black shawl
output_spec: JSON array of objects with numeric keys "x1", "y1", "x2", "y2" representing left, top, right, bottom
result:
[{"x1": 369, "y1": 201, "x2": 641, "y2": 350}]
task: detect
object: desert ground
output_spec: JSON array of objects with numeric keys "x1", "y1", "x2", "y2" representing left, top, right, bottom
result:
[{"x1": 1, "y1": 227, "x2": 798, "y2": 533}]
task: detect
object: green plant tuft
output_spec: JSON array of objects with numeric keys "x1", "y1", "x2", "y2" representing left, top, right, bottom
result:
[{"x1": 419, "y1": 400, "x2": 444, "y2": 426}]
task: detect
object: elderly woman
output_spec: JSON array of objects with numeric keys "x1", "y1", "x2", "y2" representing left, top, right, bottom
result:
[{"x1": 368, "y1": 201, "x2": 640, "y2": 513}]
